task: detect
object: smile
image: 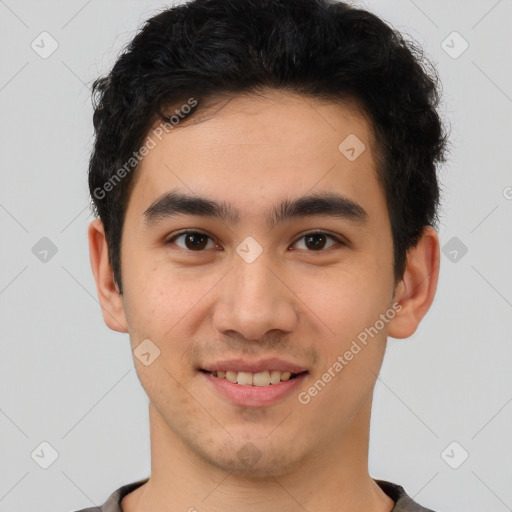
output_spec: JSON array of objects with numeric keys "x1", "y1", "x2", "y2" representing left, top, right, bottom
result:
[
  {"x1": 200, "y1": 369, "x2": 308, "y2": 407},
  {"x1": 200, "y1": 369, "x2": 304, "y2": 386}
]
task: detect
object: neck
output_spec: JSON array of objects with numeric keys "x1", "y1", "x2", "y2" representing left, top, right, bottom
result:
[{"x1": 123, "y1": 395, "x2": 394, "y2": 512}]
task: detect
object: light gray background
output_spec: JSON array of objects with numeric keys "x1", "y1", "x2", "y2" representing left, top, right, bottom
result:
[{"x1": 0, "y1": 1, "x2": 510, "y2": 511}]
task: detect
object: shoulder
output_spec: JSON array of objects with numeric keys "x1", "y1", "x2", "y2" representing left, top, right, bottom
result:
[
  {"x1": 71, "y1": 478, "x2": 149, "y2": 512},
  {"x1": 375, "y1": 479, "x2": 438, "y2": 512}
]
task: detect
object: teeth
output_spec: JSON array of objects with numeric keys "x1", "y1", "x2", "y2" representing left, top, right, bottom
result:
[
  {"x1": 208, "y1": 369, "x2": 299, "y2": 386},
  {"x1": 226, "y1": 371, "x2": 237, "y2": 383},
  {"x1": 269, "y1": 370, "x2": 281, "y2": 384},
  {"x1": 253, "y1": 371, "x2": 270, "y2": 386},
  {"x1": 237, "y1": 371, "x2": 253, "y2": 386}
]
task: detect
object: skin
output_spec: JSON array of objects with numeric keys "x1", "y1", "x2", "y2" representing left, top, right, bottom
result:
[{"x1": 88, "y1": 89, "x2": 439, "y2": 512}]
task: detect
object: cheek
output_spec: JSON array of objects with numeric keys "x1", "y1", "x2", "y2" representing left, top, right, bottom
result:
[
  {"x1": 297, "y1": 270, "x2": 390, "y2": 420},
  {"x1": 122, "y1": 255, "x2": 218, "y2": 346},
  {"x1": 121, "y1": 270, "x2": 199, "y2": 395},
  {"x1": 295, "y1": 264, "x2": 391, "y2": 342}
]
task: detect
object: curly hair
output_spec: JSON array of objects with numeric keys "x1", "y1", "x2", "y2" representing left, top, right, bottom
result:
[{"x1": 88, "y1": 0, "x2": 448, "y2": 294}]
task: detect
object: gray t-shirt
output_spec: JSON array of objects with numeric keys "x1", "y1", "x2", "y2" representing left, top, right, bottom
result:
[{"x1": 72, "y1": 477, "x2": 437, "y2": 511}]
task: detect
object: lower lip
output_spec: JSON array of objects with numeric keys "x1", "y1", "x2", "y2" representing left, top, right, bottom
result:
[{"x1": 201, "y1": 371, "x2": 307, "y2": 407}]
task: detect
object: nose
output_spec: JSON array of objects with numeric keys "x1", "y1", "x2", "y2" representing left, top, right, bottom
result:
[{"x1": 211, "y1": 252, "x2": 299, "y2": 342}]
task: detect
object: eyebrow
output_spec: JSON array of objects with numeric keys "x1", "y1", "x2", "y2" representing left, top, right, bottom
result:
[{"x1": 143, "y1": 188, "x2": 368, "y2": 229}]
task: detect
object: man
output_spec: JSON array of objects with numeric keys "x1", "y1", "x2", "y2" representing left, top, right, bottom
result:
[{"x1": 81, "y1": 0, "x2": 447, "y2": 510}]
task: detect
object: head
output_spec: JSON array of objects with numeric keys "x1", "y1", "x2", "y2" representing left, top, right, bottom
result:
[{"x1": 88, "y1": 0, "x2": 447, "y2": 478}]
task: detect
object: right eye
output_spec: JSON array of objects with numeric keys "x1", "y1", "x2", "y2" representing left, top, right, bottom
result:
[{"x1": 165, "y1": 231, "x2": 220, "y2": 251}]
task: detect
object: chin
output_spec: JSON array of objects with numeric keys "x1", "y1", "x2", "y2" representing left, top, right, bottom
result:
[{"x1": 195, "y1": 437, "x2": 305, "y2": 479}]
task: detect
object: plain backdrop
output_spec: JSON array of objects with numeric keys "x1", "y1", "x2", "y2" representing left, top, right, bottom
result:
[{"x1": 0, "y1": 1, "x2": 511, "y2": 511}]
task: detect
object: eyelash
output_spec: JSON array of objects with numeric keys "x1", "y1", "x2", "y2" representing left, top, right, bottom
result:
[{"x1": 165, "y1": 230, "x2": 346, "y2": 252}]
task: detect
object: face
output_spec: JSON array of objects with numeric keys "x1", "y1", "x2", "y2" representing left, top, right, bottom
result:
[{"x1": 111, "y1": 90, "x2": 400, "y2": 476}]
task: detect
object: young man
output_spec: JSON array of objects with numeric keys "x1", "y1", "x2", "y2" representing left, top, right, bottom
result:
[{"x1": 82, "y1": 0, "x2": 447, "y2": 510}]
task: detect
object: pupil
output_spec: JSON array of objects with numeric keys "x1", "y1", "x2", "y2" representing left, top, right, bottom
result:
[
  {"x1": 305, "y1": 234, "x2": 325, "y2": 250},
  {"x1": 186, "y1": 233, "x2": 207, "y2": 250}
]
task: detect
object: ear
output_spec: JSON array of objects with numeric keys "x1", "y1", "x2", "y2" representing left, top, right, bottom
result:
[
  {"x1": 88, "y1": 218, "x2": 128, "y2": 333},
  {"x1": 387, "y1": 226, "x2": 440, "y2": 339}
]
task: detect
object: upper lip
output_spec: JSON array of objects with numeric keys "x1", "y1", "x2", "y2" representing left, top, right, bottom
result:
[{"x1": 200, "y1": 358, "x2": 308, "y2": 374}]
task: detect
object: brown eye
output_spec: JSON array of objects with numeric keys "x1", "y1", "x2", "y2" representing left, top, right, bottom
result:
[
  {"x1": 292, "y1": 232, "x2": 342, "y2": 251},
  {"x1": 305, "y1": 234, "x2": 327, "y2": 250},
  {"x1": 168, "y1": 232, "x2": 216, "y2": 251}
]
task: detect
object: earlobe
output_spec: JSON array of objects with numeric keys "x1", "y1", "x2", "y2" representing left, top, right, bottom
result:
[
  {"x1": 387, "y1": 226, "x2": 440, "y2": 339},
  {"x1": 88, "y1": 219, "x2": 128, "y2": 333}
]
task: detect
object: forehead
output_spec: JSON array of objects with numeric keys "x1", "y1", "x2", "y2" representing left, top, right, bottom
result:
[{"x1": 126, "y1": 90, "x2": 386, "y2": 226}]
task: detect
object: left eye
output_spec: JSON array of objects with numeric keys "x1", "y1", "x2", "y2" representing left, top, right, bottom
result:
[
  {"x1": 291, "y1": 232, "x2": 341, "y2": 251},
  {"x1": 167, "y1": 231, "x2": 341, "y2": 252}
]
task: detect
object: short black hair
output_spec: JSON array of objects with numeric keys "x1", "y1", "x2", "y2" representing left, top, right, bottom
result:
[{"x1": 88, "y1": 0, "x2": 448, "y2": 294}]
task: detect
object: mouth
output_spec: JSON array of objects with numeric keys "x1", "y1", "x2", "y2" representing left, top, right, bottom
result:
[
  {"x1": 198, "y1": 358, "x2": 309, "y2": 406},
  {"x1": 200, "y1": 368, "x2": 308, "y2": 407},
  {"x1": 199, "y1": 369, "x2": 307, "y2": 386}
]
